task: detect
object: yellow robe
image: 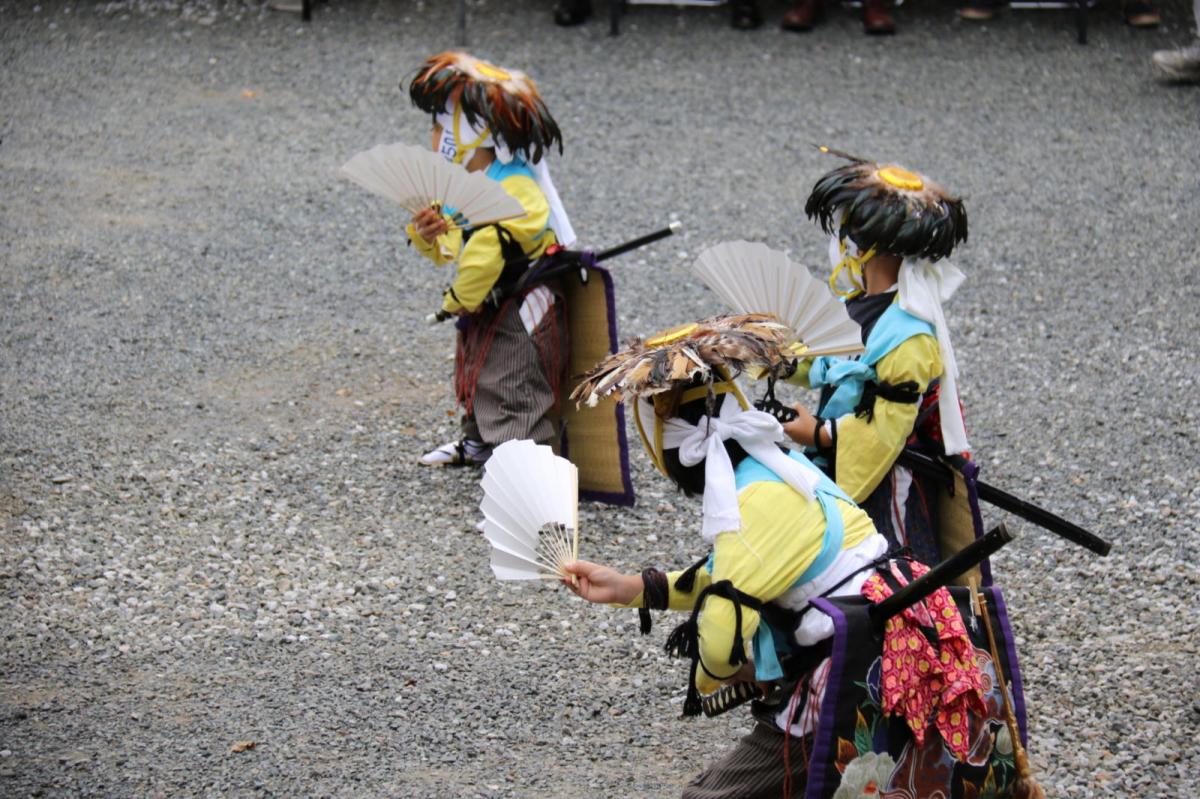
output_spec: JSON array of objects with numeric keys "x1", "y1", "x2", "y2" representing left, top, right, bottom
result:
[
  {"x1": 406, "y1": 167, "x2": 556, "y2": 314},
  {"x1": 623, "y1": 479, "x2": 875, "y2": 695},
  {"x1": 791, "y1": 335, "x2": 943, "y2": 503}
]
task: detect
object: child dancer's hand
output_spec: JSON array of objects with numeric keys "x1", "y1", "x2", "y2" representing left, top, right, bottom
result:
[
  {"x1": 782, "y1": 403, "x2": 817, "y2": 445},
  {"x1": 411, "y1": 207, "x2": 448, "y2": 243},
  {"x1": 562, "y1": 561, "x2": 643, "y2": 606}
]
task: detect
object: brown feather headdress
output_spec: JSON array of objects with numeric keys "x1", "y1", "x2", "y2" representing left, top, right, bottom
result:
[
  {"x1": 408, "y1": 51, "x2": 563, "y2": 165},
  {"x1": 570, "y1": 313, "x2": 794, "y2": 408},
  {"x1": 805, "y1": 146, "x2": 968, "y2": 262}
]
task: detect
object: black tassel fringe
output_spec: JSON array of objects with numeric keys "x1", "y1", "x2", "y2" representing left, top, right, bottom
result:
[
  {"x1": 665, "y1": 618, "x2": 698, "y2": 660},
  {"x1": 681, "y1": 660, "x2": 703, "y2": 717}
]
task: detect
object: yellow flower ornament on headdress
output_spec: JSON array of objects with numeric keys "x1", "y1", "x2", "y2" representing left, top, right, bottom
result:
[
  {"x1": 806, "y1": 146, "x2": 968, "y2": 266},
  {"x1": 571, "y1": 313, "x2": 796, "y2": 477},
  {"x1": 575, "y1": 313, "x2": 824, "y2": 539},
  {"x1": 807, "y1": 146, "x2": 972, "y2": 457},
  {"x1": 408, "y1": 51, "x2": 563, "y2": 166}
]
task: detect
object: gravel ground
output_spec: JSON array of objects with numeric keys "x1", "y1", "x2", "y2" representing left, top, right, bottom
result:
[{"x1": 2, "y1": 0, "x2": 1198, "y2": 796}]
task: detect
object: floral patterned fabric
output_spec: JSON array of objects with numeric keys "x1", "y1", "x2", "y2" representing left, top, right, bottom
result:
[
  {"x1": 801, "y1": 587, "x2": 1025, "y2": 799},
  {"x1": 861, "y1": 560, "x2": 986, "y2": 761}
]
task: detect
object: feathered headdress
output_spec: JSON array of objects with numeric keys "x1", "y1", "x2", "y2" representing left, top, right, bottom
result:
[
  {"x1": 570, "y1": 313, "x2": 794, "y2": 409},
  {"x1": 408, "y1": 51, "x2": 563, "y2": 165},
  {"x1": 805, "y1": 146, "x2": 968, "y2": 262}
]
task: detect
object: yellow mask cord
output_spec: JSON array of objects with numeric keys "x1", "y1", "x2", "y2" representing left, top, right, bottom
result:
[
  {"x1": 451, "y1": 102, "x2": 491, "y2": 166},
  {"x1": 828, "y1": 239, "x2": 875, "y2": 299}
]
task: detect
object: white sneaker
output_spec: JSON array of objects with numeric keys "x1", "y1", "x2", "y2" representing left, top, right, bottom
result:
[
  {"x1": 1153, "y1": 40, "x2": 1200, "y2": 82},
  {"x1": 419, "y1": 439, "x2": 491, "y2": 467}
]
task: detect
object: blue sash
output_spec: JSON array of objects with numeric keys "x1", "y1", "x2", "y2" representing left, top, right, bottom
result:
[
  {"x1": 809, "y1": 302, "x2": 935, "y2": 419},
  {"x1": 444, "y1": 159, "x2": 549, "y2": 242},
  {"x1": 485, "y1": 159, "x2": 535, "y2": 182}
]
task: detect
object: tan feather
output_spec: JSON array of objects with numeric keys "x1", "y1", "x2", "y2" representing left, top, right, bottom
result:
[{"x1": 571, "y1": 312, "x2": 794, "y2": 407}]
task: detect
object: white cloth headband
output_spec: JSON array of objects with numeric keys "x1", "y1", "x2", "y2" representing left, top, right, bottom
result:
[
  {"x1": 436, "y1": 103, "x2": 576, "y2": 247},
  {"x1": 658, "y1": 398, "x2": 822, "y2": 541}
]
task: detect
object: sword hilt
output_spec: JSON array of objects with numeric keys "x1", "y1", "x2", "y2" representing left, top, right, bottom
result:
[
  {"x1": 753, "y1": 397, "x2": 798, "y2": 424},
  {"x1": 753, "y1": 374, "x2": 798, "y2": 424},
  {"x1": 701, "y1": 681, "x2": 787, "y2": 718}
]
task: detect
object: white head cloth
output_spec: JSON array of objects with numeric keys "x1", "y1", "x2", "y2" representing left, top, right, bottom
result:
[
  {"x1": 898, "y1": 259, "x2": 969, "y2": 455},
  {"x1": 436, "y1": 104, "x2": 576, "y2": 247},
  {"x1": 651, "y1": 396, "x2": 823, "y2": 541},
  {"x1": 827, "y1": 233, "x2": 969, "y2": 456}
]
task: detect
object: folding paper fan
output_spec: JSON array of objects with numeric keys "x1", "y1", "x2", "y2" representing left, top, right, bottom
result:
[
  {"x1": 693, "y1": 241, "x2": 864, "y2": 358},
  {"x1": 339, "y1": 142, "x2": 526, "y2": 228},
  {"x1": 479, "y1": 440, "x2": 579, "y2": 582}
]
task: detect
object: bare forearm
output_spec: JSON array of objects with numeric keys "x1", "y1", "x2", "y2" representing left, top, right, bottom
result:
[
  {"x1": 782, "y1": 404, "x2": 830, "y2": 448},
  {"x1": 611, "y1": 573, "x2": 645, "y2": 606},
  {"x1": 563, "y1": 561, "x2": 644, "y2": 606}
]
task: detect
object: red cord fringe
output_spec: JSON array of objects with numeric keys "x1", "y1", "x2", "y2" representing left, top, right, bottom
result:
[
  {"x1": 453, "y1": 289, "x2": 569, "y2": 416},
  {"x1": 781, "y1": 674, "x2": 810, "y2": 799}
]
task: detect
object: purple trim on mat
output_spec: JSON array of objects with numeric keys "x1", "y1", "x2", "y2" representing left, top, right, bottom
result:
[
  {"x1": 563, "y1": 406, "x2": 634, "y2": 507},
  {"x1": 576, "y1": 265, "x2": 634, "y2": 507},
  {"x1": 961, "y1": 458, "x2": 993, "y2": 585},
  {"x1": 805, "y1": 597, "x2": 850, "y2": 799},
  {"x1": 991, "y1": 586, "x2": 1028, "y2": 745},
  {"x1": 564, "y1": 404, "x2": 634, "y2": 507},
  {"x1": 579, "y1": 487, "x2": 634, "y2": 506}
]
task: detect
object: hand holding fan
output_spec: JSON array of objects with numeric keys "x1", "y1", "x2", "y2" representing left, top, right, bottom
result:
[
  {"x1": 339, "y1": 142, "x2": 526, "y2": 230},
  {"x1": 479, "y1": 440, "x2": 579, "y2": 582},
  {"x1": 693, "y1": 241, "x2": 863, "y2": 358}
]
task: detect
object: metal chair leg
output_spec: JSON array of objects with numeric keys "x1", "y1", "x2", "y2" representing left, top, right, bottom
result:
[
  {"x1": 1075, "y1": 0, "x2": 1088, "y2": 42},
  {"x1": 610, "y1": 0, "x2": 622, "y2": 35}
]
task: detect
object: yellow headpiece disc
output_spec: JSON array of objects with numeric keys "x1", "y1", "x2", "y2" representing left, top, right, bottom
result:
[
  {"x1": 878, "y1": 166, "x2": 924, "y2": 191},
  {"x1": 646, "y1": 323, "x2": 699, "y2": 348},
  {"x1": 473, "y1": 61, "x2": 512, "y2": 82}
]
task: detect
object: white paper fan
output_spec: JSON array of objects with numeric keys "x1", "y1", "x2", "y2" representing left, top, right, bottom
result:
[
  {"x1": 339, "y1": 142, "x2": 527, "y2": 229},
  {"x1": 693, "y1": 240, "x2": 864, "y2": 358},
  {"x1": 479, "y1": 440, "x2": 579, "y2": 582}
]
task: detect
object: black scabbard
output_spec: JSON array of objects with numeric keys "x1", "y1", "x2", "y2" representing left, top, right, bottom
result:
[
  {"x1": 429, "y1": 223, "x2": 681, "y2": 323},
  {"x1": 594, "y1": 221, "x2": 681, "y2": 262},
  {"x1": 896, "y1": 448, "x2": 1111, "y2": 557},
  {"x1": 868, "y1": 523, "x2": 1013, "y2": 627}
]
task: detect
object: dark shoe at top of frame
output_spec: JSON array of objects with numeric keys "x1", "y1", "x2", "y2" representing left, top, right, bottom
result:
[
  {"x1": 1122, "y1": 0, "x2": 1161, "y2": 27},
  {"x1": 731, "y1": 0, "x2": 764, "y2": 28},
  {"x1": 553, "y1": 0, "x2": 592, "y2": 26},
  {"x1": 782, "y1": 0, "x2": 825, "y2": 31},
  {"x1": 862, "y1": 0, "x2": 896, "y2": 34},
  {"x1": 958, "y1": 0, "x2": 1004, "y2": 20}
]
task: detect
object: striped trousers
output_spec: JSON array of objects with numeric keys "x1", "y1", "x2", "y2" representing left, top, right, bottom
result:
[
  {"x1": 682, "y1": 723, "x2": 810, "y2": 799},
  {"x1": 459, "y1": 296, "x2": 564, "y2": 449}
]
